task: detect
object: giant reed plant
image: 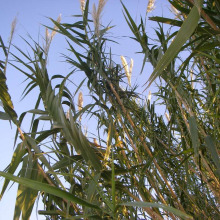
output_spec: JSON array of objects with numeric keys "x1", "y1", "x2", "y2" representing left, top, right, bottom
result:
[{"x1": 0, "y1": 0, "x2": 219, "y2": 219}]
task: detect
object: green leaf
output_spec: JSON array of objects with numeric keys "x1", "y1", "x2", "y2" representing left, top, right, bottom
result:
[
  {"x1": 0, "y1": 142, "x2": 27, "y2": 199},
  {"x1": 35, "y1": 128, "x2": 61, "y2": 143},
  {"x1": 205, "y1": 135, "x2": 220, "y2": 178},
  {"x1": 111, "y1": 150, "x2": 116, "y2": 214},
  {"x1": 58, "y1": 70, "x2": 74, "y2": 103},
  {"x1": 0, "y1": 172, "x2": 101, "y2": 210},
  {"x1": 13, "y1": 155, "x2": 41, "y2": 220},
  {"x1": 104, "y1": 120, "x2": 113, "y2": 162},
  {"x1": 189, "y1": 116, "x2": 199, "y2": 161},
  {"x1": 0, "y1": 36, "x2": 8, "y2": 57},
  {"x1": 24, "y1": 134, "x2": 66, "y2": 191},
  {"x1": 68, "y1": 110, "x2": 102, "y2": 171},
  {"x1": 84, "y1": 173, "x2": 101, "y2": 216},
  {"x1": 120, "y1": 202, "x2": 193, "y2": 220},
  {"x1": 149, "y1": 16, "x2": 183, "y2": 27},
  {"x1": 52, "y1": 155, "x2": 83, "y2": 170},
  {"x1": 0, "y1": 111, "x2": 11, "y2": 120},
  {"x1": 0, "y1": 71, "x2": 17, "y2": 121},
  {"x1": 49, "y1": 19, "x2": 84, "y2": 47},
  {"x1": 145, "y1": 3, "x2": 202, "y2": 88},
  {"x1": 83, "y1": 0, "x2": 90, "y2": 26},
  {"x1": 121, "y1": 1, "x2": 142, "y2": 46}
]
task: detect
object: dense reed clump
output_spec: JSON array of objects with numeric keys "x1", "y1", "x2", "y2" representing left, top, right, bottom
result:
[{"x1": 0, "y1": 0, "x2": 219, "y2": 219}]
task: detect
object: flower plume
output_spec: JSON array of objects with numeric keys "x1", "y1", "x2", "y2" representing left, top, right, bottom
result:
[
  {"x1": 9, "y1": 17, "x2": 17, "y2": 44},
  {"x1": 78, "y1": 91, "x2": 83, "y2": 121},
  {"x1": 78, "y1": 91, "x2": 83, "y2": 111},
  {"x1": 147, "y1": 91, "x2": 151, "y2": 102},
  {"x1": 190, "y1": 70, "x2": 194, "y2": 89},
  {"x1": 147, "y1": 0, "x2": 155, "y2": 13},
  {"x1": 66, "y1": 109, "x2": 70, "y2": 120},
  {"x1": 92, "y1": 0, "x2": 107, "y2": 37},
  {"x1": 171, "y1": 4, "x2": 180, "y2": 19},
  {"x1": 129, "y1": 58, "x2": 134, "y2": 77},
  {"x1": 121, "y1": 56, "x2": 131, "y2": 86},
  {"x1": 51, "y1": 14, "x2": 62, "y2": 39},
  {"x1": 80, "y1": 0, "x2": 86, "y2": 12},
  {"x1": 165, "y1": 112, "x2": 171, "y2": 122},
  {"x1": 44, "y1": 14, "x2": 61, "y2": 56}
]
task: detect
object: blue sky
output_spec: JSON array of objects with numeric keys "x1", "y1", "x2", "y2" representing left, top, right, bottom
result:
[{"x1": 0, "y1": 0, "x2": 172, "y2": 219}]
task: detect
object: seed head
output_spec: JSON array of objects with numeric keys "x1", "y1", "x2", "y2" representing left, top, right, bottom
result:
[
  {"x1": 121, "y1": 56, "x2": 131, "y2": 86},
  {"x1": 84, "y1": 125, "x2": 88, "y2": 137},
  {"x1": 44, "y1": 14, "x2": 61, "y2": 56},
  {"x1": 9, "y1": 17, "x2": 17, "y2": 43},
  {"x1": 66, "y1": 109, "x2": 70, "y2": 120},
  {"x1": 129, "y1": 58, "x2": 134, "y2": 76},
  {"x1": 171, "y1": 4, "x2": 181, "y2": 19},
  {"x1": 78, "y1": 91, "x2": 83, "y2": 122},
  {"x1": 147, "y1": 91, "x2": 151, "y2": 102},
  {"x1": 45, "y1": 27, "x2": 50, "y2": 45},
  {"x1": 51, "y1": 14, "x2": 62, "y2": 39},
  {"x1": 92, "y1": 0, "x2": 107, "y2": 37},
  {"x1": 78, "y1": 91, "x2": 83, "y2": 111},
  {"x1": 94, "y1": 138, "x2": 100, "y2": 148},
  {"x1": 190, "y1": 70, "x2": 194, "y2": 89},
  {"x1": 147, "y1": 0, "x2": 155, "y2": 13},
  {"x1": 80, "y1": 0, "x2": 86, "y2": 12},
  {"x1": 171, "y1": 4, "x2": 179, "y2": 16},
  {"x1": 165, "y1": 112, "x2": 171, "y2": 122}
]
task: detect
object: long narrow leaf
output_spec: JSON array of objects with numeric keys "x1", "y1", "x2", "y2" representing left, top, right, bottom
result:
[
  {"x1": 0, "y1": 172, "x2": 101, "y2": 210},
  {"x1": 189, "y1": 116, "x2": 199, "y2": 161},
  {"x1": 145, "y1": 2, "x2": 203, "y2": 88},
  {"x1": 120, "y1": 202, "x2": 193, "y2": 220}
]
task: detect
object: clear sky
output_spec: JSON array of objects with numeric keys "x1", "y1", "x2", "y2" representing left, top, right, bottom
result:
[{"x1": 0, "y1": 0, "x2": 172, "y2": 219}]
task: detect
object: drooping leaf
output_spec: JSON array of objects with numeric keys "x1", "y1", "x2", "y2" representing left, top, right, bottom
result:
[
  {"x1": 189, "y1": 116, "x2": 199, "y2": 161},
  {"x1": 205, "y1": 135, "x2": 220, "y2": 178},
  {"x1": 0, "y1": 111, "x2": 11, "y2": 120},
  {"x1": 145, "y1": 2, "x2": 203, "y2": 88},
  {"x1": 0, "y1": 171, "x2": 101, "y2": 210},
  {"x1": 13, "y1": 154, "x2": 41, "y2": 220},
  {"x1": 0, "y1": 142, "x2": 27, "y2": 199},
  {"x1": 0, "y1": 71, "x2": 17, "y2": 121},
  {"x1": 120, "y1": 202, "x2": 193, "y2": 220}
]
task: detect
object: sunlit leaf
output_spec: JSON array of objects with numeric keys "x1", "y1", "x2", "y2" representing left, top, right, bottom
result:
[
  {"x1": 121, "y1": 202, "x2": 193, "y2": 220},
  {"x1": 145, "y1": 3, "x2": 203, "y2": 88},
  {"x1": 0, "y1": 172, "x2": 101, "y2": 210}
]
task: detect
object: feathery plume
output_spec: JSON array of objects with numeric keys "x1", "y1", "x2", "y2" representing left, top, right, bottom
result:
[
  {"x1": 93, "y1": 138, "x2": 100, "y2": 148},
  {"x1": 190, "y1": 70, "x2": 194, "y2": 89},
  {"x1": 80, "y1": 0, "x2": 86, "y2": 12},
  {"x1": 51, "y1": 14, "x2": 62, "y2": 39},
  {"x1": 84, "y1": 125, "x2": 88, "y2": 137},
  {"x1": 171, "y1": 4, "x2": 181, "y2": 19},
  {"x1": 45, "y1": 28, "x2": 50, "y2": 47},
  {"x1": 9, "y1": 17, "x2": 17, "y2": 43},
  {"x1": 66, "y1": 109, "x2": 70, "y2": 120},
  {"x1": 147, "y1": 91, "x2": 151, "y2": 102},
  {"x1": 46, "y1": 28, "x2": 50, "y2": 39},
  {"x1": 78, "y1": 91, "x2": 83, "y2": 121},
  {"x1": 129, "y1": 58, "x2": 134, "y2": 77},
  {"x1": 78, "y1": 91, "x2": 83, "y2": 111},
  {"x1": 44, "y1": 14, "x2": 61, "y2": 56},
  {"x1": 121, "y1": 56, "x2": 131, "y2": 86},
  {"x1": 147, "y1": 0, "x2": 155, "y2": 13},
  {"x1": 44, "y1": 27, "x2": 50, "y2": 56},
  {"x1": 4, "y1": 17, "x2": 17, "y2": 75},
  {"x1": 171, "y1": 4, "x2": 179, "y2": 16},
  {"x1": 92, "y1": 0, "x2": 107, "y2": 37},
  {"x1": 165, "y1": 112, "x2": 171, "y2": 122}
]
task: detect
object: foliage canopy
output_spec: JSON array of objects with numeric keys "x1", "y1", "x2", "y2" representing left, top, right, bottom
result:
[{"x1": 0, "y1": 0, "x2": 219, "y2": 219}]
